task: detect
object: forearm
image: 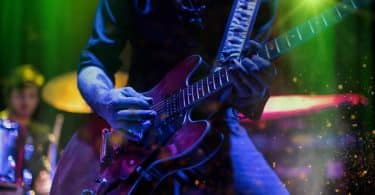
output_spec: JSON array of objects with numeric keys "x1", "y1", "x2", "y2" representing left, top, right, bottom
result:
[{"x1": 77, "y1": 66, "x2": 114, "y2": 112}]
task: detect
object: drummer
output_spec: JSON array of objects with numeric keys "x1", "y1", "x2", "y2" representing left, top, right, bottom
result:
[{"x1": 0, "y1": 64, "x2": 51, "y2": 195}]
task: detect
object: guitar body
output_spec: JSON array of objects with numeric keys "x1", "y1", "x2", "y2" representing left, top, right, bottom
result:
[{"x1": 55, "y1": 55, "x2": 224, "y2": 195}]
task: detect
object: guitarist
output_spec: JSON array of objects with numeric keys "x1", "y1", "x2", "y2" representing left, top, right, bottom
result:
[{"x1": 52, "y1": 0, "x2": 289, "y2": 194}]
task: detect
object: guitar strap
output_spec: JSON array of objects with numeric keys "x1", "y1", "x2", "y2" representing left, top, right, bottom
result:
[
  {"x1": 173, "y1": 0, "x2": 263, "y2": 189},
  {"x1": 213, "y1": 0, "x2": 262, "y2": 69}
]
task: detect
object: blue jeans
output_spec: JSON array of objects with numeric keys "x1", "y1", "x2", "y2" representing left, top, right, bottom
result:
[
  {"x1": 178, "y1": 108, "x2": 289, "y2": 195},
  {"x1": 224, "y1": 108, "x2": 289, "y2": 194}
]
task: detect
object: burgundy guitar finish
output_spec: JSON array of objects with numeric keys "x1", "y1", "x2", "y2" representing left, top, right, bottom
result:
[{"x1": 81, "y1": 55, "x2": 224, "y2": 195}]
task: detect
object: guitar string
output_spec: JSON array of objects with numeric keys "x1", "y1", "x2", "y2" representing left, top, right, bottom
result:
[{"x1": 150, "y1": 67, "x2": 230, "y2": 112}]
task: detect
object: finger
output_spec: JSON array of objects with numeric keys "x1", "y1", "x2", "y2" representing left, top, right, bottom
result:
[
  {"x1": 251, "y1": 55, "x2": 271, "y2": 68},
  {"x1": 242, "y1": 57, "x2": 259, "y2": 72},
  {"x1": 235, "y1": 70, "x2": 269, "y2": 98},
  {"x1": 116, "y1": 109, "x2": 157, "y2": 121},
  {"x1": 122, "y1": 87, "x2": 153, "y2": 102},
  {"x1": 248, "y1": 72, "x2": 270, "y2": 90},
  {"x1": 112, "y1": 97, "x2": 151, "y2": 109},
  {"x1": 124, "y1": 120, "x2": 152, "y2": 132},
  {"x1": 118, "y1": 121, "x2": 152, "y2": 141},
  {"x1": 232, "y1": 59, "x2": 249, "y2": 74},
  {"x1": 249, "y1": 40, "x2": 263, "y2": 49},
  {"x1": 258, "y1": 64, "x2": 277, "y2": 81},
  {"x1": 232, "y1": 71, "x2": 257, "y2": 96},
  {"x1": 111, "y1": 120, "x2": 151, "y2": 131}
]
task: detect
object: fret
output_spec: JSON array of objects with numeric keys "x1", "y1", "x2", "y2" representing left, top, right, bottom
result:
[
  {"x1": 276, "y1": 36, "x2": 290, "y2": 54},
  {"x1": 195, "y1": 83, "x2": 200, "y2": 99},
  {"x1": 212, "y1": 73, "x2": 216, "y2": 90},
  {"x1": 265, "y1": 41, "x2": 279, "y2": 59},
  {"x1": 197, "y1": 84, "x2": 201, "y2": 98},
  {"x1": 224, "y1": 68, "x2": 229, "y2": 82},
  {"x1": 335, "y1": 6, "x2": 342, "y2": 19},
  {"x1": 274, "y1": 39, "x2": 280, "y2": 53},
  {"x1": 187, "y1": 88, "x2": 191, "y2": 105},
  {"x1": 190, "y1": 86, "x2": 195, "y2": 102},
  {"x1": 298, "y1": 22, "x2": 314, "y2": 41},
  {"x1": 221, "y1": 69, "x2": 229, "y2": 85},
  {"x1": 321, "y1": 14, "x2": 328, "y2": 27},
  {"x1": 313, "y1": 16, "x2": 326, "y2": 33},
  {"x1": 285, "y1": 34, "x2": 291, "y2": 48},
  {"x1": 286, "y1": 30, "x2": 300, "y2": 47},
  {"x1": 296, "y1": 27, "x2": 302, "y2": 40},
  {"x1": 209, "y1": 75, "x2": 216, "y2": 91},
  {"x1": 349, "y1": 0, "x2": 357, "y2": 9},
  {"x1": 206, "y1": 77, "x2": 211, "y2": 93},
  {"x1": 216, "y1": 71, "x2": 222, "y2": 86},
  {"x1": 264, "y1": 45, "x2": 271, "y2": 59},
  {"x1": 307, "y1": 21, "x2": 315, "y2": 34},
  {"x1": 200, "y1": 79, "x2": 205, "y2": 97},
  {"x1": 213, "y1": 71, "x2": 222, "y2": 89},
  {"x1": 336, "y1": 4, "x2": 352, "y2": 18},
  {"x1": 182, "y1": 89, "x2": 186, "y2": 108}
]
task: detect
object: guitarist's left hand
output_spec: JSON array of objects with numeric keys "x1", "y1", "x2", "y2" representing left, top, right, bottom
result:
[{"x1": 230, "y1": 41, "x2": 276, "y2": 119}]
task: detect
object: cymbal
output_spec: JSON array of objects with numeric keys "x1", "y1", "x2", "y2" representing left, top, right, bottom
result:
[
  {"x1": 240, "y1": 94, "x2": 368, "y2": 122},
  {"x1": 42, "y1": 71, "x2": 128, "y2": 114}
]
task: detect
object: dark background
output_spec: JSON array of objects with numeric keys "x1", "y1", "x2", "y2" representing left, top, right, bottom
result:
[{"x1": 0, "y1": 0, "x2": 373, "y2": 194}]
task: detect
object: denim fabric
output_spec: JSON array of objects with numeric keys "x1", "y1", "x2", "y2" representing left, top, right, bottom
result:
[{"x1": 224, "y1": 108, "x2": 289, "y2": 194}]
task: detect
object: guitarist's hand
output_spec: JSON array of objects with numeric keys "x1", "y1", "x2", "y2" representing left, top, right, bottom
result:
[
  {"x1": 230, "y1": 41, "x2": 276, "y2": 119},
  {"x1": 96, "y1": 87, "x2": 156, "y2": 142}
]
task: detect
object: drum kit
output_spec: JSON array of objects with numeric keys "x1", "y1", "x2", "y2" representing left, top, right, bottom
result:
[{"x1": 0, "y1": 70, "x2": 367, "y2": 193}]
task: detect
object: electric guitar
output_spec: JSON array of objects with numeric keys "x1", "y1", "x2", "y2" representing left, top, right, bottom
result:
[
  {"x1": 58, "y1": 0, "x2": 365, "y2": 194},
  {"x1": 82, "y1": 0, "x2": 261, "y2": 194}
]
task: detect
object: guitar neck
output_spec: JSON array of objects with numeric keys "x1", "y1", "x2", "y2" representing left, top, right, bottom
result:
[
  {"x1": 257, "y1": 0, "x2": 359, "y2": 61},
  {"x1": 159, "y1": 0, "x2": 364, "y2": 117},
  {"x1": 180, "y1": 68, "x2": 231, "y2": 109}
]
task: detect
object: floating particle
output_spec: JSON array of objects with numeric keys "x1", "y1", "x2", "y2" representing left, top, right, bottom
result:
[
  {"x1": 307, "y1": 164, "x2": 312, "y2": 168},
  {"x1": 350, "y1": 114, "x2": 356, "y2": 120},
  {"x1": 371, "y1": 91, "x2": 374, "y2": 95},
  {"x1": 335, "y1": 189, "x2": 340, "y2": 193},
  {"x1": 272, "y1": 162, "x2": 276, "y2": 168},
  {"x1": 352, "y1": 123, "x2": 358, "y2": 127},
  {"x1": 292, "y1": 77, "x2": 298, "y2": 83},
  {"x1": 338, "y1": 84, "x2": 344, "y2": 90},
  {"x1": 372, "y1": 130, "x2": 375, "y2": 135},
  {"x1": 359, "y1": 170, "x2": 368, "y2": 177},
  {"x1": 326, "y1": 121, "x2": 332, "y2": 128},
  {"x1": 353, "y1": 154, "x2": 358, "y2": 159},
  {"x1": 362, "y1": 64, "x2": 367, "y2": 68},
  {"x1": 298, "y1": 145, "x2": 303, "y2": 150}
]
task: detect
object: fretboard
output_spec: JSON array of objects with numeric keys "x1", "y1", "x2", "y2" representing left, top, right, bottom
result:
[
  {"x1": 180, "y1": 68, "x2": 231, "y2": 109},
  {"x1": 154, "y1": 68, "x2": 231, "y2": 123},
  {"x1": 257, "y1": 0, "x2": 359, "y2": 61}
]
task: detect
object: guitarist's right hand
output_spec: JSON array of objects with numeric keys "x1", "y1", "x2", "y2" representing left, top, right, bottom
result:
[
  {"x1": 78, "y1": 66, "x2": 156, "y2": 142},
  {"x1": 96, "y1": 87, "x2": 156, "y2": 141}
]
